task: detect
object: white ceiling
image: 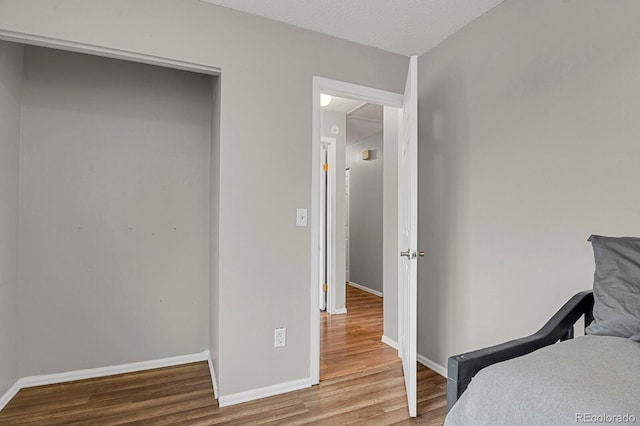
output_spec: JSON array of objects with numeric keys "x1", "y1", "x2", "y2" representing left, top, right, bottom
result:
[
  {"x1": 347, "y1": 117, "x2": 382, "y2": 147},
  {"x1": 346, "y1": 103, "x2": 383, "y2": 146},
  {"x1": 324, "y1": 96, "x2": 383, "y2": 145},
  {"x1": 200, "y1": 0, "x2": 505, "y2": 56}
]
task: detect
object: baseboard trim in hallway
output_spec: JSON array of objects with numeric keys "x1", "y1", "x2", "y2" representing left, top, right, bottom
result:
[{"x1": 347, "y1": 281, "x2": 383, "y2": 297}]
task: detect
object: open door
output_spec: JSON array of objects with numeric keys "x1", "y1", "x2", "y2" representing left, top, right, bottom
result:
[
  {"x1": 345, "y1": 169, "x2": 350, "y2": 283},
  {"x1": 319, "y1": 136, "x2": 337, "y2": 313},
  {"x1": 319, "y1": 142, "x2": 328, "y2": 311},
  {"x1": 398, "y1": 55, "x2": 419, "y2": 417}
]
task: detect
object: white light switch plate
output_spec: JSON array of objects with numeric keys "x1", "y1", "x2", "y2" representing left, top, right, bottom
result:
[{"x1": 296, "y1": 208, "x2": 308, "y2": 227}]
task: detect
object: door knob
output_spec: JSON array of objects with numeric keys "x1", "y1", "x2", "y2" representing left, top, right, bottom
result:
[
  {"x1": 400, "y1": 250, "x2": 411, "y2": 258},
  {"x1": 418, "y1": 251, "x2": 425, "y2": 257}
]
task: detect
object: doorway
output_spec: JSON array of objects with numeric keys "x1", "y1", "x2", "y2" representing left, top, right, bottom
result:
[
  {"x1": 319, "y1": 96, "x2": 391, "y2": 381},
  {"x1": 311, "y1": 59, "x2": 419, "y2": 416},
  {"x1": 310, "y1": 77, "x2": 404, "y2": 385}
]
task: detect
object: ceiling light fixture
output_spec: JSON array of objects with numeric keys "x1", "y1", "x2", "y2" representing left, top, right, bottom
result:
[{"x1": 320, "y1": 94, "x2": 332, "y2": 107}]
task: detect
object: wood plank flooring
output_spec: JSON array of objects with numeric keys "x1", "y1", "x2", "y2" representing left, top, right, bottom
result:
[
  {"x1": 321, "y1": 284, "x2": 401, "y2": 381},
  {"x1": 0, "y1": 285, "x2": 446, "y2": 425}
]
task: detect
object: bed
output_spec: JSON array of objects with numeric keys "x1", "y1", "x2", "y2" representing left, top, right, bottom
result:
[{"x1": 445, "y1": 235, "x2": 640, "y2": 425}]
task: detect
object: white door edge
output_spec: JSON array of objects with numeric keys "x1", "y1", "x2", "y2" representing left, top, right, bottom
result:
[
  {"x1": 398, "y1": 56, "x2": 419, "y2": 417},
  {"x1": 319, "y1": 137, "x2": 336, "y2": 314}
]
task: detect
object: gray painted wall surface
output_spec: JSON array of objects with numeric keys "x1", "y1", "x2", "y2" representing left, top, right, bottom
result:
[
  {"x1": 382, "y1": 108, "x2": 398, "y2": 343},
  {"x1": 346, "y1": 133, "x2": 383, "y2": 294},
  {"x1": 0, "y1": 40, "x2": 22, "y2": 397},
  {"x1": 209, "y1": 76, "x2": 221, "y2": 385},
  {"x1": 19, "y1": 46, "x2": 212, "y2": 376},
  {"x1": 0, "y1": 1, "x2": 408, "y2": 396},
  {"x1": 417, "y1": 0, "x2": 640, "y2": 368}
]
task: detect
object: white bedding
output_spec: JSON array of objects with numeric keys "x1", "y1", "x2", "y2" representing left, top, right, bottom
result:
[{"x1": 445, "y1": 335, "x2": 640, "y2": 426}]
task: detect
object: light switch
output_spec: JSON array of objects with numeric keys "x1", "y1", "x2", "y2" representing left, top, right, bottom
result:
[{"x1": 296, "y1": 208, "x2": 308, "y2": 227}]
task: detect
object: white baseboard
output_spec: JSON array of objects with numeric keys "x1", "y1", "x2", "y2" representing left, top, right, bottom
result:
[
  {"x1": 207, "y1": 351, "x2": 219, "y2": 399},
  {"x1": 381, "y1": 335, "x2": 398, "y2": 351},
  {"x1": 218, "y1": 377, "x2": 311, "y2": 407},
  {"x1": 0, "y1": 350, "x2": 212, "y2": 411},
  {"x1": 0, "y1": 380, "x2": 21, "y2": 411},
  {"x1": 379, "y1": 337, "x2": 446, "y2": 377},
  {"x1": 417, "y1": 353, "x2": 447, "y2": 378},
  {"x1": 348, "y1": 281, "x2": 383, "y2": 298},
  {"x1": 18, "y1": 350, "x2": 210, "y2": 389},
  {"x1": 332, "y1": 307, "x2": 347, "y2": 315}
]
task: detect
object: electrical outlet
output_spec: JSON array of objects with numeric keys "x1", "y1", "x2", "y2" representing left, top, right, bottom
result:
[{"x1": 274, "y1": 327, "x2": 287, "y2": 348}]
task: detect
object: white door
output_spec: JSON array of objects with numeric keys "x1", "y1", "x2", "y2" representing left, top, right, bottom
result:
[
  {"x1": 319, "y1": 137, "x2": 337, "y2": 313},
  {"x1": 319, "y1": 143, "x2": 328, "y2": 311},
  {"x1": 345, "y1": 169, "x2": 350, "y2": 283},
  {"x1": 398, "y1": 56, "x2": 418, "y2": 417}
]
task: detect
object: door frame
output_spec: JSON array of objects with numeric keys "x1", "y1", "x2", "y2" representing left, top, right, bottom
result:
[
  {"x1": 0, "y1": 28, "x2": 222, "y2": 401},
  {"x1": 0, "y1": 30, "x2": 221, "y2": 75},
  {"x1": 310, "y1": 76, "x2": 403, "y2": 385}
]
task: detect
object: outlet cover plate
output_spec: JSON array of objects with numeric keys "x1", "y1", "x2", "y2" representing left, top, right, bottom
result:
[{"x1": 274, "y1": 327, "x2": 287, "y2": 347}]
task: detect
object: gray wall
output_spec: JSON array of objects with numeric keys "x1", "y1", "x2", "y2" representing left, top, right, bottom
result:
[
  {"x1": 0, "y1": 0, "x2": 408, "y2": 396},
  {"x1": 19, "y1": 46, "x2": 212, "y2": 376},
  {"x1": 0, "y1": 41, "x2": 22, "y2": 397},
  {"x1": 346, "y1": 133, "x2": 383, "y2": 294},
  {"x1": 210, "y1": 76, "x2": 221, "y2": 387},
  {"x1": 417, "y1": 0, "x2": 640, "y2": 368}
]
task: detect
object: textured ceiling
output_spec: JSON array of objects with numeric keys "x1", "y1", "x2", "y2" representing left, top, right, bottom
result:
[{"x1": 200, "y1": 0, "x2": 505, "y2": 56}]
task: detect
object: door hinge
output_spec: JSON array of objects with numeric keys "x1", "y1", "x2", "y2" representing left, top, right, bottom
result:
[
  {"x1": 323, "y1": 283, "x2": 328, "y2": 292},
  {"x1": 323, "y1": 163, "x2": 328, "y2": 172}
]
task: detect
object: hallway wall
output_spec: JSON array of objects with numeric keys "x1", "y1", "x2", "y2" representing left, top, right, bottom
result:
[{"x1": 346, "y1": 133, "x2": 384, "y2": 295}]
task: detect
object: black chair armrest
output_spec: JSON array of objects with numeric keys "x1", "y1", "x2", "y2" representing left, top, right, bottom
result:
[{"x1": 446, "y1": 290, "x2": 593, "y2": 412}]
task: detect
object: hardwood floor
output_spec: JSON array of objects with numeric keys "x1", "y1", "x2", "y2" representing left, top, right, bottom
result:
[
  {"x1": 0, "y1": 285, "x2": 446, "y2": 425},
  {"x1": 321, "y1": 284, "x2": 401, "y2": 380}
]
